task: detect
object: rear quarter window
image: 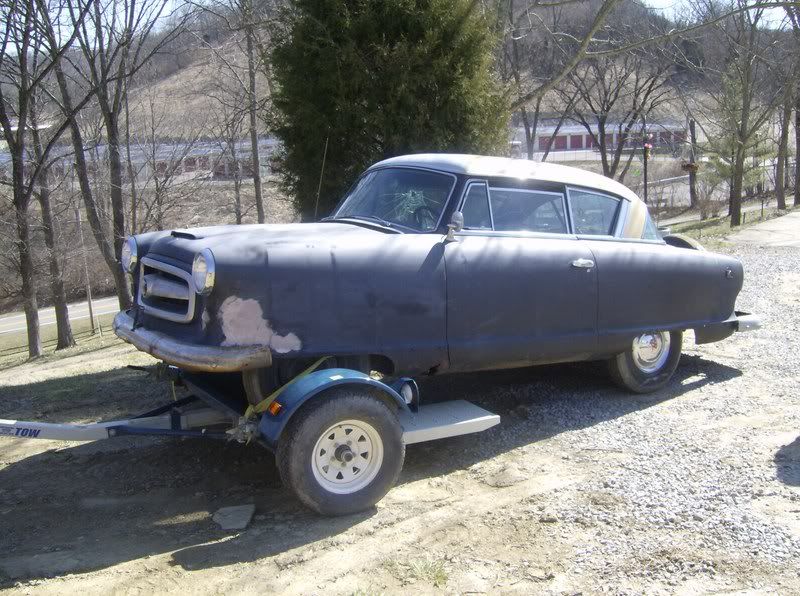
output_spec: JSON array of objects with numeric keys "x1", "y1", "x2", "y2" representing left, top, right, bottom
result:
[{"x1": 568, "y1": 189, "x2": 620, "y2": 236}]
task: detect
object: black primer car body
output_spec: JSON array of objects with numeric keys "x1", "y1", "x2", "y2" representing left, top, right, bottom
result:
[{"x1": 114, "y1": 154, "x2": 753, "y2": 386}]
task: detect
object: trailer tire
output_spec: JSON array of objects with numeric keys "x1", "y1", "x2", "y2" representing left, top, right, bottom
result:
[
  {"x1": 608, "y1": 330, "x2": 683, "y2": 393},
  {"x1": 276, "y1": 389, "x2": 404, "y2": 516}
]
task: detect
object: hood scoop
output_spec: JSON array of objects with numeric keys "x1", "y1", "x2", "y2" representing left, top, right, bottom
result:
[{"x1": 171, "y1": 229, "x2": 203, "y2": 240}]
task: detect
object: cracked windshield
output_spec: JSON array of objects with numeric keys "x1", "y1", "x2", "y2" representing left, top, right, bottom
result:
[{"x1": 334, "y1": 168, "x2": 454, "y2": 231}]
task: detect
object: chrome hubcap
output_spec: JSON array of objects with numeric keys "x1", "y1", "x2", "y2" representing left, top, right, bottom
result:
[
  {"x1": 631, "y1": 331, "x2": 671, "y2": 374},
  {"x1": 312, "y1": 419, "x2": 383, "y2": 494}
]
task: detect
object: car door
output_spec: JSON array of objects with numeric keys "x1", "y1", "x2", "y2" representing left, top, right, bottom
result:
[
  {"x1": 567, "y1": 186, "x2": 727, "y2": 355},
  {"x1": 444, "y1": 180, "x2": 598, "y2": 372}
]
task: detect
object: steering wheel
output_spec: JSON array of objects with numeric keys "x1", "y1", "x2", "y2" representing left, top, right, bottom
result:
[{"x1": 413, "y1": 205, "x2": 437, "y2": 229}]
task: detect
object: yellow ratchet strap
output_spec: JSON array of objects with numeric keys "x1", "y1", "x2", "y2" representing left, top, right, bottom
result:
[{"x1": 244, "y1": 356, "x2": 330, "y2": 419}]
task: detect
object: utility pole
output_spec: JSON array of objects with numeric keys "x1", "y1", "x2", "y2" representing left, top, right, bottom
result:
[
  {"x1": 642, "y1": 115, "x2": 652, "y2": 205},
  {"x1": 688, "y1": 119, "x2": 698, "y2": 209}
]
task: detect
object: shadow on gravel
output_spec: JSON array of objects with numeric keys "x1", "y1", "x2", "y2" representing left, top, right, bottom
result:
[
  {"x1": 775, "y1": 436, "x2": 800, "y2": 486},
  {"x1": 0, "y1": 353, "x2": 741, "y2": 584}
]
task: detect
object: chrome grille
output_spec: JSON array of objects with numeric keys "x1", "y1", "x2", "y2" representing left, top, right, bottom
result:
[{"x1": 137, "y1": 257, "x2": 195, "y2": 323}]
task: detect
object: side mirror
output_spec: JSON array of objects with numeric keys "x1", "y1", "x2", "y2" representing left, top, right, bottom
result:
[{"x1": 445, "y1": 211, "x2": 464, "y2": 242}]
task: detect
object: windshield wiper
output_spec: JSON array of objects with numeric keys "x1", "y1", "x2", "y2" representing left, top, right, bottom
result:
[{"x1": 329, "y1": 214, "x2": 395, "y2": 228}]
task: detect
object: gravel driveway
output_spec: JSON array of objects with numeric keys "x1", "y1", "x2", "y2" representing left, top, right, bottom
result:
[{"x1": 1, "y1": 241, "x2": 799, "y2": 595}]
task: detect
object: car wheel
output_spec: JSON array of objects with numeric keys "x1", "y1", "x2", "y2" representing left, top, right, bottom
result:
[
  {"x1": 276, "y1": 389, "x2": 405, "y2": 515},
  {"x1": 607, "y1": 330, "x2": 683, "y2": 393}
]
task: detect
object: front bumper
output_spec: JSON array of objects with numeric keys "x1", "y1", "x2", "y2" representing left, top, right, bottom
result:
[
  {"x1": 694, "y1": 310, "x2": 761, "y2": 344},
  {"x1": 113, "y1": 310, "x2": 272, "y2": 372}
]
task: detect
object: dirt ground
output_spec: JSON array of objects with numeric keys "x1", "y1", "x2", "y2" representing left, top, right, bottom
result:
[{"x1": 1, "y1": 239, "x2": 799, "y2": 594}]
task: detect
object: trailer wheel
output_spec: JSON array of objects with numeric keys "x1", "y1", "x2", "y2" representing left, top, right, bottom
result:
[
  {"x1": 276, "y1": 389, "x2": 404, "y2": 515},
  {"x1": 608, "y1": 330, "x2": 683, "y2": 393}
]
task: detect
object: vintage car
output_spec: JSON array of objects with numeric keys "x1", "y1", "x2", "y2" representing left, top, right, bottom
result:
[{"x1": 114, "y1": 153, "x2": 758, "y2": 513}]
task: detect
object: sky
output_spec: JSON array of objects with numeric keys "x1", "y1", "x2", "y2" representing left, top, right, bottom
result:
[{"x1": 643, "y1": 0, "x2": 789, "y2": 27}]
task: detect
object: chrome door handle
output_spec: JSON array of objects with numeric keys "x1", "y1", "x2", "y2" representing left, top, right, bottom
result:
[{"x1": 571, "y1": 258, "x2": 595, "y2": 269}]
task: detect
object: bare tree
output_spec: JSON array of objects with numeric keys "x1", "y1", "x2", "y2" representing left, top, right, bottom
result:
[
  {"x1": 0, "y1": 0, "x2": 90, "y2": 356},
  {"x1": 501, "y1": 0, "x2": 575, "y2": 160},
  {"x1": 684, "y1": 1, "x2": 782, "y2": 226},
  {"x1": 775, "y1": 86, "x2": 793, "y2": 210},
  {"x1": 132, "y1": 89, "x2": 206, "y2": 231},
  {"x1": 29, "y1": 87, "x2": 75, "y2": 349},
  {"x1": 192, "y1": 0, "x2": 280, "y2": 223},
  {"x1": 563, "y1": 47, "x2": 674, "y2": 182},
  {"x1": 786, "y1": 3, "x2": 800, "y2": 207},
  {"x1": 61, "y1": 0, "x2": 192, "y2": 307}
]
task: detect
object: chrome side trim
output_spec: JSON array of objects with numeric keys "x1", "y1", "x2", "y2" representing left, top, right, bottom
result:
[
  {"x1": 113, "y1": 310, "x2": 272, "y2": 372},
  {"x1": 137, "y1": 256, "x2": 196, "y2": 323},
  {"x1": 455, "y1": 229, "x2": 578, "y2": 241}
]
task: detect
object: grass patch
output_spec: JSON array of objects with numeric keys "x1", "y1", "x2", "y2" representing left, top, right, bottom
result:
[
  {"x1": 0, "y1": 341, "x2": 169, "y2": 423},
  {"x1": 384, "y1": 557, "x2": 449, "y2": 588},
  {"x1": 0, "y1": 311, "x2": 118, "y2": 368}
]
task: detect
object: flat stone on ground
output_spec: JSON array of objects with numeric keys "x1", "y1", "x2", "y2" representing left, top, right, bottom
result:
[{"x1": 212, "y1": 504, "x2": 256, "y2": 531}]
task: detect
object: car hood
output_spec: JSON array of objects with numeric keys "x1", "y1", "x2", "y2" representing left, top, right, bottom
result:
[{"x1": 143, "y1": 221, "x2": 394, "y2": 266}]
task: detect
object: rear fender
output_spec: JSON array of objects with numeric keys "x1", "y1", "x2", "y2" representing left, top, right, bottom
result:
[{"x1": 257, "y1": 368, "x2": 409, "y2": 449}]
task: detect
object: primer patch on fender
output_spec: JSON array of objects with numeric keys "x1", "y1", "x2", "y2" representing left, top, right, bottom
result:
[{"x1": 218, "y1": 296, "x2": 301, "y2": 353}]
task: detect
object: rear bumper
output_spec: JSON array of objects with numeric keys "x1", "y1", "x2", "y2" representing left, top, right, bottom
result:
[
  {"x1": 694, "y1": 311, "x2": 761, "y2": 344},
  {"x1": 113, "y1": 310, "x2": 272, "y2": 372},
  {"x1": 734, "y1": 312, "x2": 761, "y2": 332}
]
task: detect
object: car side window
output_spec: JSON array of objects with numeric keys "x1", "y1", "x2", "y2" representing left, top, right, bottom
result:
[
  {"x1": 641, "y1": 211, "x2": 662, "y2": 240},
  {"x1": 461, "y1": 183, "x2": 492, "y2": 229},
  {"x1": 568, "y1": 189, "x2": 620, "y2": 236},
  {"x1": 489, "y1": 188, "x2": 568, "y2": 234}
]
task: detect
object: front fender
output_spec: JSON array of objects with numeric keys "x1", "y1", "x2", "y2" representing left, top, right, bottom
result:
[{"x1": 257, "y1": 368, "x2": 409, "y2": 449}]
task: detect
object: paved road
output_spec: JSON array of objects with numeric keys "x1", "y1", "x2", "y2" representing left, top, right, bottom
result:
[
  {"x1": 728, "y1": 210, "x2": 800, "y2": 248},
  {"x1": 0, "y1": 296, "x2": 119, "y2": 335}
]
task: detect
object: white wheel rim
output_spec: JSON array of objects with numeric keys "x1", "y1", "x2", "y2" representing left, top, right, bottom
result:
[
  {"x1": 311, "y1": 419, "x2": 384, "y2": 495},
  {"x1": 631, "y1": 331, "x2": 671, "y2": 374}
]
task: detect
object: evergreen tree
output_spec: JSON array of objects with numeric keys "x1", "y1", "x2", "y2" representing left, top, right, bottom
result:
[{"x1": 270, "y1": 0, "x2": 509, "y2": 219}]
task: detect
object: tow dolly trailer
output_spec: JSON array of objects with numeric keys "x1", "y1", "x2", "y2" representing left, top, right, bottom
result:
[{"x1": 0, "y1": 367, "x2": 500, "y2": 515}]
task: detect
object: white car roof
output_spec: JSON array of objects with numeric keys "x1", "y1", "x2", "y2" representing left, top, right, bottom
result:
[{"x1": 370, "y1": 153, "x2": 642, "y2": 203}]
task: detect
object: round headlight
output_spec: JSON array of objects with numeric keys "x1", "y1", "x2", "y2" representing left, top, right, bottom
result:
[
  {"x1": 121, "y1": 236, "x2": 137, "y2": 273},
  {"x1": 192, "y1": 248, "x2": 215, "y2": 295}
]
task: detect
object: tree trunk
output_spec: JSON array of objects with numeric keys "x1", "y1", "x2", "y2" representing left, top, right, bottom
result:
[
  {"x1": 230, "y1": 141, "x2": 243, "y2": 223},
  {"x1": 30, "y1": 100, "x2": 75, "y2": 350},
  {"x1": 688, "y1": 119, "x2": 698, "y2": 209},
  {"x1": 598, "y1": 120, "x2": 611, "y2": 177},
  {"x1": 541, "y1": 108, "x2": 570, "y2": 163},
  {"x1": 36, "y1": 174, "x2": 75, "y2": 349},
  {"x1": 124, "y1": 82, "x2": 139, "y2": 233},
  {"x1": 776, "y1": 95, "x2": 790, "y2": 210},
  {"x1": 520, "y1": 106, "x2": 533, "y2": 160},
  {"x1": 730, "y1": 148, "x2": 746, "y2": 227},
  {"x1": 54, "y1": 60, "x2": 131, "y2": 309},
  {"x1": 795, "y1": 99, "x2": 800, "y2": 207},
  {"x1": 104, "y1": 112, "x2": 132, "y2": 307},
  {"x1": 245, "y1": 16, "x2": 265, "y2": 223},
  {"x1": 11, "y1": 159, "x2": 42, "y2": 358}
]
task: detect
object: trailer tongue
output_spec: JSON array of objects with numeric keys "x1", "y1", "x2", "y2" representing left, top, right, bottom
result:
[
  {"x1": 0, "y1": 396, "x2": 499, "y2": 445},
  {"x1": 0, "y1": 366, "x2": 499, "y2": 515}
]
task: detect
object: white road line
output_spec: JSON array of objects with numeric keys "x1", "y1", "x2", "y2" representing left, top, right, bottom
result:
[
  {"x1": 0, "y1": 298, "x2": 119, "y2": 323},
  {"x1": 0, "y1": 308, "x2": 120, "y2": 335}
]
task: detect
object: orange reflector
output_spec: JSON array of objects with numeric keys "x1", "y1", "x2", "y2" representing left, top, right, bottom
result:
[{"x1": 267, "y1": 401, "x2": 283, "y2": 416}]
